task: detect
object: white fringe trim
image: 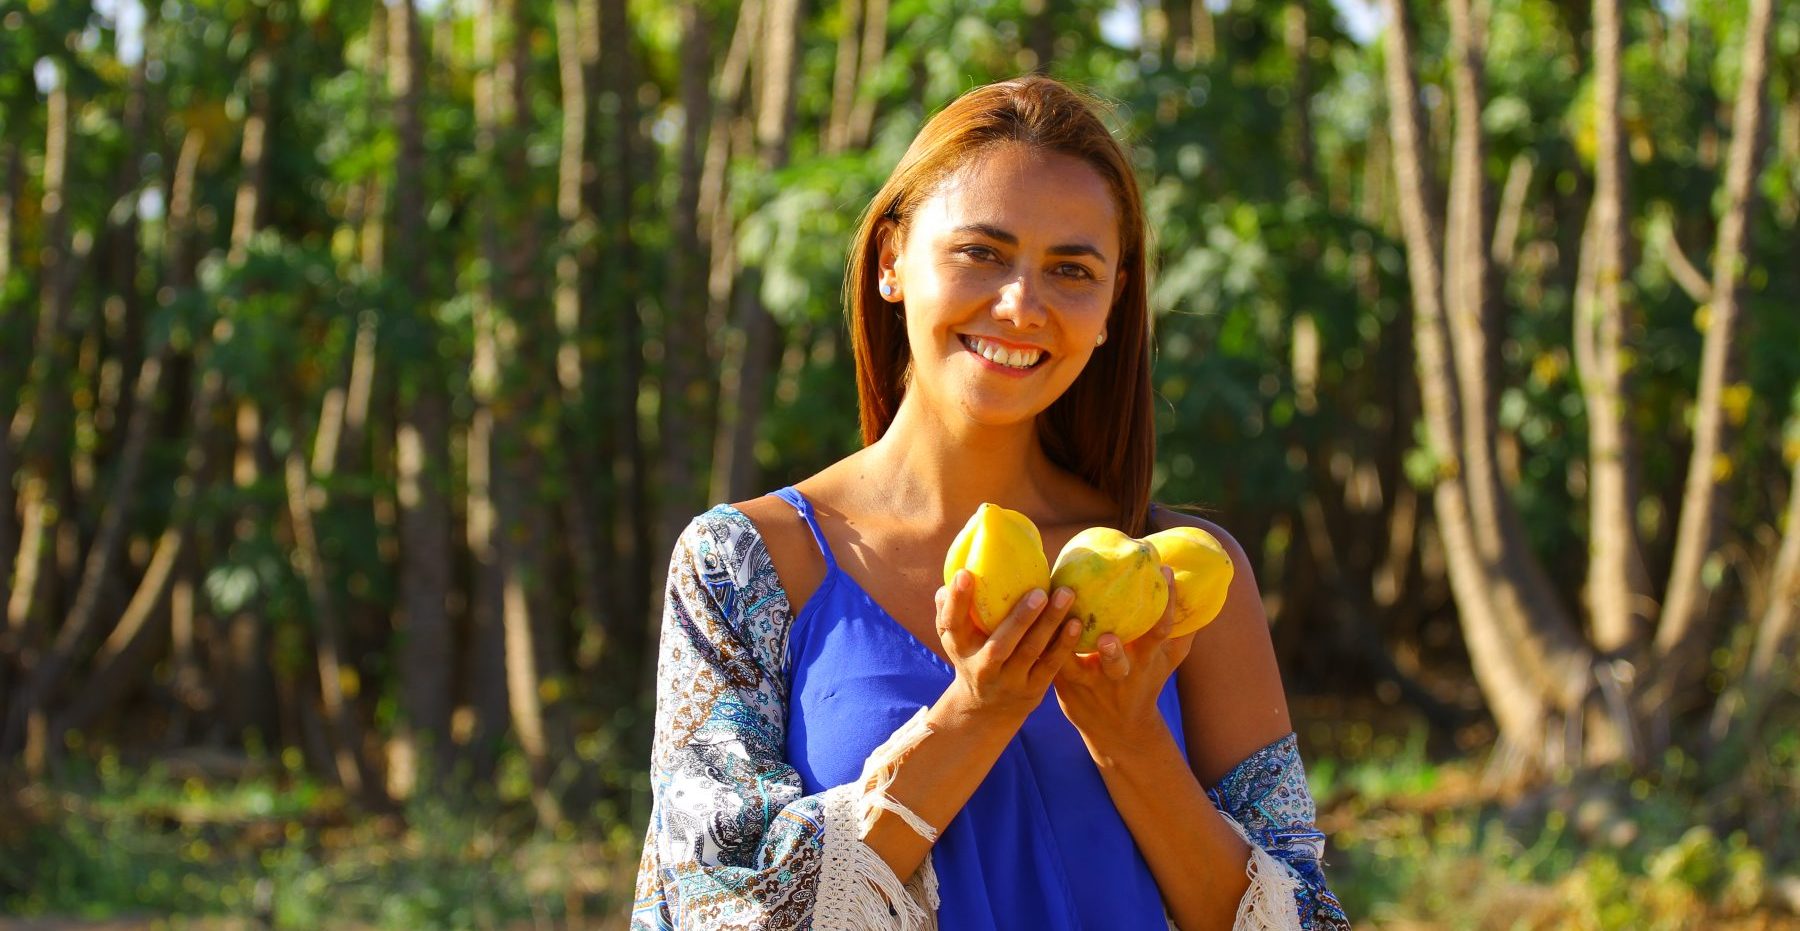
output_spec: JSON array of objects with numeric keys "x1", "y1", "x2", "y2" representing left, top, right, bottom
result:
[
  {"x1": 1218, "y1": 811, "x2": 1306, "y2": 931},
  {"x1": 855, "y1": 707, "x2": 940, "y2": 843},
  {"x1": 813, "y1": 708, "x2": 941, "y2": 931}
]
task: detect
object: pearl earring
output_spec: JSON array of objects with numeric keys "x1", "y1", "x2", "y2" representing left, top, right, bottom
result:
[
  {"x1": 879, "y1": 280, "x2": 895, "y2": 298},
  {"x1": 1094, "y1": 331, "x2": 1107, "y2": 347}
]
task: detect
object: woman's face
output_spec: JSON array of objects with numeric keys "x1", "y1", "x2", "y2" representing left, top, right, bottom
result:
[{"x1": 880, "y1": 143, "x2": 1125, "y2": 430}]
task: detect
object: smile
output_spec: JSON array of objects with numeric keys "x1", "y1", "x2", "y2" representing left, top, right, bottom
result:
[{"x1": 960, "y1": 335, "x2": 1046, "y2": 371}]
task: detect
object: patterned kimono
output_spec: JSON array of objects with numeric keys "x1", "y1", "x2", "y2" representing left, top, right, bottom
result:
[{"x1": 632, "y1": 506, "x2": 1351, "y2": 930}]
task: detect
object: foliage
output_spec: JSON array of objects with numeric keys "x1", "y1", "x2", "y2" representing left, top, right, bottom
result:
[
  {"x1": 0, "y1": 751, "x2": 639, "y2": 927},
  {"x1": 1312, "y1": 710, "x2": 1799, "y2": 929}
]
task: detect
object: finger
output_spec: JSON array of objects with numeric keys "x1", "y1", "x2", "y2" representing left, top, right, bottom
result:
[
  {"x1": 1096, "y1": 633, "x2": 1133, "y2": 681},
  {"x1": 1130, "y1": 567, "x2": 1178, "y2": 661},
  {"x1": 1051, "y1": 648, "x2": 1101, "y2": 688},
  {"x1": 981, "y1": 586, "x2": 1049, "y2": 661},
  {"x1": 1163, "y1": 630, "x2": 1198, "y2": 668},
  {"x1": 1132, "y1": 613, "x2": 1175, "y2": 665},
  {"x1": 1029, "y1": 613, "x2": 1084, "y2": 685},
  {"x1": 1013, "y1": 586, "x2": 1076, "y2": 667},
  {"x1": 935, "y1": 571, "x2": 984, "y2": 658}
]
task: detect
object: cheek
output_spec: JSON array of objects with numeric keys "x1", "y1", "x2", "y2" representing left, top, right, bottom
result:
[
  {"x1": 1063, "y1": 291, "x2": 1113, "y2": 335},
  {"x1": 901, "y1": 313, "x2": 956, "y2": 373}
]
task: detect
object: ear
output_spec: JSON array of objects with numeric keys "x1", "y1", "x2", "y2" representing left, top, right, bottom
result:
[
  {"x1": 876, "y1": 218, "x2": 904, "y2": 286},
  {"x1": 1112, "y1": 269, "x2": 1129, "y2": 306}
]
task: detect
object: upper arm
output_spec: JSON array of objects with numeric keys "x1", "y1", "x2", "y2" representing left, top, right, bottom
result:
[
  {"x1": 733, "y1": 495, "x2": 829, "y2": 619},
  {"x1": 638, "y1": 511, "x2": 828, "y2": 925},
  {"x1": 1155, "y1": 509, "x2": 1293, "y2": 786}
]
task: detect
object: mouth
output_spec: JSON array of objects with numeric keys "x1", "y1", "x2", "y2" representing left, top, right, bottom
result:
[{"x1": 959, "y1": 334, "x2": 1048, "y2": 372}]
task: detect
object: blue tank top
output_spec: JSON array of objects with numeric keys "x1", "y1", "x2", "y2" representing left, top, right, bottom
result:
[{"x1": 772, "y1": 486, "x2": 1186, "y2": 930}]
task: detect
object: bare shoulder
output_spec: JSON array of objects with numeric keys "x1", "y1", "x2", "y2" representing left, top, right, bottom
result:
[
  {"x1": 1147, "y1": 507, "x2": 1252, "y2": 564},
  {"x1": 1151, "y1": 504, "x2": 1295, "y2": 785},
  {"x1": 731, "y1": 493, "x2": 829, "y2": 617}
]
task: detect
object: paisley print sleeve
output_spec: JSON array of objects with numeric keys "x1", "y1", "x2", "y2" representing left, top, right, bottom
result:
[
  {"x1": 1207, "y1": 733, "x2": 1351, "y2": 930},
  {"x1": 632, "y1": 507, "x2": 938, "y2": 931}
]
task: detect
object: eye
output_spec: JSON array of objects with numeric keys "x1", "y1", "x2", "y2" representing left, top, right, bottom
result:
[
  {"x1": 959, "y1": 245, "x2": 1000, "y2": 263},
  {"x1": 1056, "y1": 262, "x2": 1097, "y2": 280}
]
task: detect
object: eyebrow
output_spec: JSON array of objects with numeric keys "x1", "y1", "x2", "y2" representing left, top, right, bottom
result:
[{"x1": 952, "y1": 223, "x2": 1109, "y2": 263}]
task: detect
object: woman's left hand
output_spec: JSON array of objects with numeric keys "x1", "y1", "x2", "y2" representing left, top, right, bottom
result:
[{"x1": 1053, "y1": 566, "x2": 1197, "y2": 755}]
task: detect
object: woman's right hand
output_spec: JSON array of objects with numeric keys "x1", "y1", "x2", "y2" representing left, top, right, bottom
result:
[
  {"x1": 854, "y1": 572, "x2": 1083, "y2": 880},
  {"x1": 933, "y1": 570, "x2": 1082, "y2": 727}
]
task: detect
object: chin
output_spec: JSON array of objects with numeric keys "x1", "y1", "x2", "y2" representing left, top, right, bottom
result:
[{"x1": 956, "y1": 396, "x2": 1058, "y2": 430}]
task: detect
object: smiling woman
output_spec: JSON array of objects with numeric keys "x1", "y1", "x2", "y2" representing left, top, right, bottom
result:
[
  {"x1": 878, "y1": 146, "x2": 1120, "y2": 433},
  {"x1": 634, "y1": 75, "x2": 1349, "y2": 931},
  {"x1": 845, "y1": 82, "x2": 1157, "y2": 537}
]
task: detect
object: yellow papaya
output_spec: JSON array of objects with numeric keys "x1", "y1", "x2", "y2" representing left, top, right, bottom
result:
[
  {"x1": 1144, "y1": 526, "x2": 1234, "y2": 637},
  {"x1": 943, "y1": 503, "x2": 1051, "y2": 634},
  {"x1": 1050, "y1": 527, "x2": 1169, "y2": 652}
]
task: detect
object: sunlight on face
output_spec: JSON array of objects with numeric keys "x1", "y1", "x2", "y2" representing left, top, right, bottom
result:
[{"x1": 882, "y1": 143, "x2": 1124, "y2": 430}]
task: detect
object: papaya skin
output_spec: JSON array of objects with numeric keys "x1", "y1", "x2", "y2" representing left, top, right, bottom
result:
[
  {"x1": 1049, "y1": 527, "x2": 1169, "y2": 652},
  {"x1": 942, "y1": 503, "x2": 1052, "y2": 634},
  {"x1": 1144, "y1": 526, "x2": 1234, "y2": 637}
]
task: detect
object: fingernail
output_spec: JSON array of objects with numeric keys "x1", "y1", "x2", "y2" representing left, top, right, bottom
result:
[
  {"x1": 1064, "y1": 620, "x2": 1079, "y2": 637},
  {"x1": 1052, "y1": 588, "x2": 1073, "y2": 610},
  {"x1": 1101, "y1": 641, "x2": 1120, "y2": 657},
  {"x1": 1025, "y1": 590, "x2": 1047, "y2": 610}
]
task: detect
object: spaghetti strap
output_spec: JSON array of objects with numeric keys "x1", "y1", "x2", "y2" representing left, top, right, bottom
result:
[{"x1": 770, "y1": 486, "x2": 839, "y2": 572}]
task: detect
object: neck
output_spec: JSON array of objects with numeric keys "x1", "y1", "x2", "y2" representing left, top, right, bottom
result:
[{"x1": 853, "y1": 391, "x2": 1062, "y2": 527}]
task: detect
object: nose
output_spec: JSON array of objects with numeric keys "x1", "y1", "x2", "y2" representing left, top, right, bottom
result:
[{"x1": 993, "y1": 274, "x2": 1048, "y2": 330}]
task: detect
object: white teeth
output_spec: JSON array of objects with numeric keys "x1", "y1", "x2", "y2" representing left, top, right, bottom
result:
[{"x1": 968, "y1": 336, "x2": 1041, "y2": 369}]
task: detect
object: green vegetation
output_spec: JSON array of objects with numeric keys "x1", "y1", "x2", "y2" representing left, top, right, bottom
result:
[
  {"x1": 2, "y1": 751, "x2": 640, "y2": 928},
  {"x1": 1301, "y1": 700, "x2": 1800, "y2": 930}
]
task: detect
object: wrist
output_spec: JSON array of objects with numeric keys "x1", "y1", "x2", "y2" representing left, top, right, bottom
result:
[
  {"x1": 930, "y1": 680, "x2": 1032, "y2": 744},
  {"x1": 1081, "y1": 716, "x2": 1178, "y2": 771}
]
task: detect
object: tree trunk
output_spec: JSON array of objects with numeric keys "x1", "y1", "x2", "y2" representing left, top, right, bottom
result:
[
  {"x1": 0, "y1": 142, "x2": 19, "y2": 645},
  {"x1": 386, "y1": 0, "x2": 456, "y2": 798},
  {"x1": 700, "y1": 0, "x2": 761, "y2": 335},
  {"x1": 825, "y1": 0, "x2": 862, "y2": 154},
  {"x1": 220, "y1": 50, "x2": 278, "y2": 753},
  {"x1": 15, "y1": 340, "x2": 172, "y2": 772},
  {"x1": 1491, "y1": 152, "x2": 1533, "y2": 270},
  {"x1": 1652, "y1": 0, "x2": 1775, "y2": 718},
  {"x1": 1447, "y1": 0, "x2": 1601, "y2": 717},
  {"x1": 96, "y1": 33, "x2": 151, "y2": 480},
  {"x1": 553, "y1": 0, "x2": 612, "y2": 684},
  {"x1": 599, "y1": 0, "x2": 653, "y2": 642},
  {"x1": 659, "y1": 0, "x2": 714, "y2": 563},
  {"x1": 1381, "y1": 0, "x2": 1589, "y2": 767},
  {"x1": 51, "y1": 125, "x2": 209, "y2": 746},
  {"x1": 1190, "y1": 0, "x2": 1215, "y2": 65},
  {"x1": 1576, "y1": 0, "x2": 1651, "y2": 656},
  {"x1": 847, "y1": 0, "x2": 887, "y2": 149},
  {"x1": 1166, "y1": 0, "x2": 1193, "y2": 68},
  {"x1": 231, "y1": 54, "x2": 273, "y2": 264},
  {"x1": 1734, "y1": 453, "x2": 1800, "y2": 735},
  {"x1": 7, "y1": 68, "x2": 76, "y2": 696},
  {"x1": 1141, "y1": 0, "x2": 1167, "y2": 65},
  {"x1": 4, "y1": 70, "x2": 77, "y2": 767},
  {"x1": 711, "y1": 0, "x2": 802, "y2": 506},
  {"x1": 1025, "y1": 0, "x2": 1055, "y2": 73},
  {"x1": 1285, "y1": 3, "x2": 1315, "y2": 191},
  {"x1": 318, "y1": 11, "x2": 386, "y2": 486},
  {"x1": 476, "y1": 0, "x2": 562, "y2": 825},
  {"x1": 283, "y1": 448, "x2": 371, "y2": 798}
]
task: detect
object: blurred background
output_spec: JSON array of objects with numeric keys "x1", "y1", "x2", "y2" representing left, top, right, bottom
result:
[{"x1": 1, "y1": 0, "x2": 1797, "y2": 927}]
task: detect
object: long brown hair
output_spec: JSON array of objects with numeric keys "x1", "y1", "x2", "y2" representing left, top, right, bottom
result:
[{"x1": 843, "y1": 75, "x2": 1156, "y2": 535}]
